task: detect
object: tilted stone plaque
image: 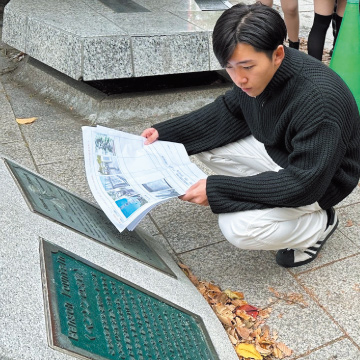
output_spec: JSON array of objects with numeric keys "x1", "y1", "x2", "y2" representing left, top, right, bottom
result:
[
  {"x1": 40, "y1": 240, "x2": 219, "y2": 360},
  {"x1": 6, "y1": 159, "x2": 174, "y2": 277}
]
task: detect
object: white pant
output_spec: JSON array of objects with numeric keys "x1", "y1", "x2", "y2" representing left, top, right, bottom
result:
[{"x1": 197, "y1": 136, "x2": 327, "y2": 250}]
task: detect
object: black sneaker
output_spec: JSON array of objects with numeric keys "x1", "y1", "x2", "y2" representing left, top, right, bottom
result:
[{"x1": 276, "y1": 208, "x2": 338, "y2": 268}]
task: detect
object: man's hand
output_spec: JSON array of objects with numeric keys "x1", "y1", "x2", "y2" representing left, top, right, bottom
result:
[
  {"x1": 180, "y1": 179, "x2": 209, "y2": 206},
  {"x1": 141, "y1": 128, "x2": 159, "y2": 145}
]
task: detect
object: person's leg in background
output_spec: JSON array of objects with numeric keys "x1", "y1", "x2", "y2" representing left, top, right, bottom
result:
[
  {"x1": 281, "y1": 0, "x2": 300, "y2": 49},
  {"x1": 307, "y1": 0, "x2": 346, "y2": 60},
  {"x1": 332, "y1": 0, "x2": 347, "y2": 51},
  {"x1": 260, "y1": 0, "x2": 300, "y2": 49}
]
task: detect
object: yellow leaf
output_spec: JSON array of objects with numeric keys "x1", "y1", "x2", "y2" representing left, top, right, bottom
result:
[
  {"x1": 16, "y1": 117, "x2": 37, "y2": 124},
  {"x1": 224, "y1": 289, "x2": 244, "y2": 300},
  {"x1": 235, "y1": 343, "x2": 263, "y2": 359}
]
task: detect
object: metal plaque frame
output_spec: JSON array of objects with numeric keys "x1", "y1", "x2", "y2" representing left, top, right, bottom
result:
[
  {"x1": 5, "y1": 158, "x2": 175, "y2": 277},
  {"x1": 40, "y1": 239, "x2": 219, "y2": 360}
]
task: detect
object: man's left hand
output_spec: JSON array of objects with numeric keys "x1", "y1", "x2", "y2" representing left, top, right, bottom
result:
[{"x1": 179, "y1": 179, "x2": 209, "y2": 206}]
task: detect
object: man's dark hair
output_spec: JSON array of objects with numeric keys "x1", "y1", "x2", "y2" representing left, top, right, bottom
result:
[{"x1": 213, "y1": 2, "x2": 287, "y2": 67}]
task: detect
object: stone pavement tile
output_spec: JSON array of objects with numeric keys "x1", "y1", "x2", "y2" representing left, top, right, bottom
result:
[
  {"x1": 298, "y1": 254, "x2": 360, "y2": 347},
  {"x1": 147, "y1": 233, "x2": 181, "y2": 263},
  {"x1": 285, "y1": 227, "x2": 360, "y2": 275},
  {"x1": 336, "y1": 183, "x2": 360, "y2": 208},
  {"x1": 336, "y1": 204, "x2": 360, "y2": 247},
  {"x1": 150, "y1": 198, "x2": 224, "y2": 253},
  {"x1": 295, "y1": 338, "x2": 360, "y2": 359},
  {"x1": 37, "y1": 157, "x2": 160, "y2": 236},
  {"x1": 2, "y1": 77, "x2": 67, "y2": 118},
  {"x1": 0, "y1": 84, "x2": 23, "y2": 143},
  {"x1": 36, "y1": 157, "x2": 95, "y2": 203},
  {"x1": 18, "y1": 112, "x2": 88, "y2": 164},
  {"x1": 179, "y1": 241, "x2": 342, "y2": 356},
  {"x1": 0, "y1": 141, "x2": 35, "y2": 171}
]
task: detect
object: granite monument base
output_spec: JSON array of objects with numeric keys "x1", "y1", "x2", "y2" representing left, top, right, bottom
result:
[{"x1": 0, "y1": 157, "x2": 237, "y2": 360}]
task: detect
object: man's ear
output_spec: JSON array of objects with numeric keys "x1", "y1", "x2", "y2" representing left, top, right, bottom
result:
[{"x1": 274, "y1": 45, "x2": 285, "y2": 66}]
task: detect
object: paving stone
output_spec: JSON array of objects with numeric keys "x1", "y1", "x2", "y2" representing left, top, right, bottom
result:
[
  {"x1": 298, "y1": 255, "x2": 360, "y2": 347},
  {"x1": 179, "y1": 241, "x2": 342, "y2": 356},
  {"x1": 0, "y1": 143, "x2": 36, "y2": 171},
  {"x1": 151, "y1": 198, "x2": 224, "y2": 253},
  {"x1": 18, "y1": 112, "x2": 87, "y2": 165},
  {"x1": 2, "y1": 80, "x2": 63, "y2": 118},
  {"x1": 336, "y1": 182, "x2": 360, "y2": 208},
  {"x1": 36, "y1": 158, "x2": 94, "y2": 203},
  {"x1": 0, "y1": 85, "x2": 23, "y2": 143},
  {"x1": 295, "y1": 338, "x2": 360, "y2": 360},
  {"x1": 285, "y1": 225, "x2": 360, "y2": 275},
  {"x1": 336, "y1": 203, "x2": 360, "y2": 247}
]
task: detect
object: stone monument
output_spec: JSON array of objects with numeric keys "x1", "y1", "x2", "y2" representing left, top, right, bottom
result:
[{"x1": 0, "y1": 157, "x2": 237, "y2": 360}]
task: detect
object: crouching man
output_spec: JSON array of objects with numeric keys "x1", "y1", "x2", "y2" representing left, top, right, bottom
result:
[{"x1": 141, "y1": 3, "x2": 360, "y2": 267}]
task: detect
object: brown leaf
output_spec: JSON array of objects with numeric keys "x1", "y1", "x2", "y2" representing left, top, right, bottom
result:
[
  {"x1": 345, "y1": 219, "x2": 353, "y2": 227},
  {"x1": 275, "y1": 342, "x2": 292, "y2": 357},
  {"x1": 16, "y1": 117, "x2": 37, "y2": 125},
  {"x1": 255, "y1": 342, "x2": 272, "y2": 356},
  {"x1": 273, "y1": 346, "x2": 283, "y2": 359},
  {"x1": 236, "y1": 326, "x2": 252, "y2": 340},
  {"x1": 232, "y1": 299, "x2": 248, "y2": 307},
  {"x1": 217, "y1": 314, "x2": 233, "y2": 327},
  {"x1": 228, "y1": 334, "x2": 238, "y2": 345}
]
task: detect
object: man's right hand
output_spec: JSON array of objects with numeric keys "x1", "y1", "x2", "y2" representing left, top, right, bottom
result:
[{"x1": 141, "y1": 128, "x2": 159, "y2": 145}]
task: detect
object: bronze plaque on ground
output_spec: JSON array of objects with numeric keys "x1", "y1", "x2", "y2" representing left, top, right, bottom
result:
[
  {"x1": 6, "y1": 159, "x2": 174, "y2": 277},
  {"x1": 40, "y1": 240, "x2": 218, "y2": 360}
]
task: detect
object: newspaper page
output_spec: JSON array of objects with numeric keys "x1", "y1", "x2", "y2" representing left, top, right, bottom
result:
[{"x1": 82, "y1": 126, "x2": 207, "y2": 232}]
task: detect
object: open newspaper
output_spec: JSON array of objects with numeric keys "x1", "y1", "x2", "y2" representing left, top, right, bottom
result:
[{"x1": 82, "y1": 126, "x2": 207, "y2": 232}]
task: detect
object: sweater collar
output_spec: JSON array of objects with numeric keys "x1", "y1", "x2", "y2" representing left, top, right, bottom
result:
[{"x1": 256, "y1": 47, "x2": 303, "y2": 102}]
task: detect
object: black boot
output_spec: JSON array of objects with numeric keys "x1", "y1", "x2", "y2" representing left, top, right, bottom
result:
[{"x1": 288, "y1": 39, "x2": 300, "y2": 50}]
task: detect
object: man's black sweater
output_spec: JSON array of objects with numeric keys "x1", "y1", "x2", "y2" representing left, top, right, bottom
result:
[{"x1": 153, "y1": 47, "x2": 360, "y2": 214}]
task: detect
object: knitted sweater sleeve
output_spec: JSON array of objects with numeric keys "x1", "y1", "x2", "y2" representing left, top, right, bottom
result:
[
  {"x1": 207, "y1": 119, "x2": 345, "y2": 213},
  {"x1": 153, "y1": 87, "x2": 251, "y2": 155}
]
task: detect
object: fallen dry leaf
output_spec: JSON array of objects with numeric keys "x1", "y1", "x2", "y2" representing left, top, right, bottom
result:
[
  {"x1": 345, "y1": 219, "x2": 353, "y2": 227},
  {"x1": 224, "y1": 289, "x2": 244, "y2": 300},
  {"x1": 236, "y1": 326, "x2": 252, "y2": 340},
  {"x1": 269, "y1": 287, "x2": 308, "y2": 308},
  {"x1": 16, "y1": 117, "x2": 37, "y2": 125},
  {"x1": 235, "y1": 343, "x2": 263, "y2": 359},
  {"x1": 179, "y1": 263, "x2": 292, "y2": 359},
  {"x1": 238, "y1": 304, "x2": 259, "y2": 319},
  {"x1": 275, "y1": 342, "x2": 292, "y2": 357}
]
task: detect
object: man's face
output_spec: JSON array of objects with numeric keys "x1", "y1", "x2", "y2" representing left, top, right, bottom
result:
[{"x1": 225, "y1": 43, "x2": 284, "y2": 97}]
